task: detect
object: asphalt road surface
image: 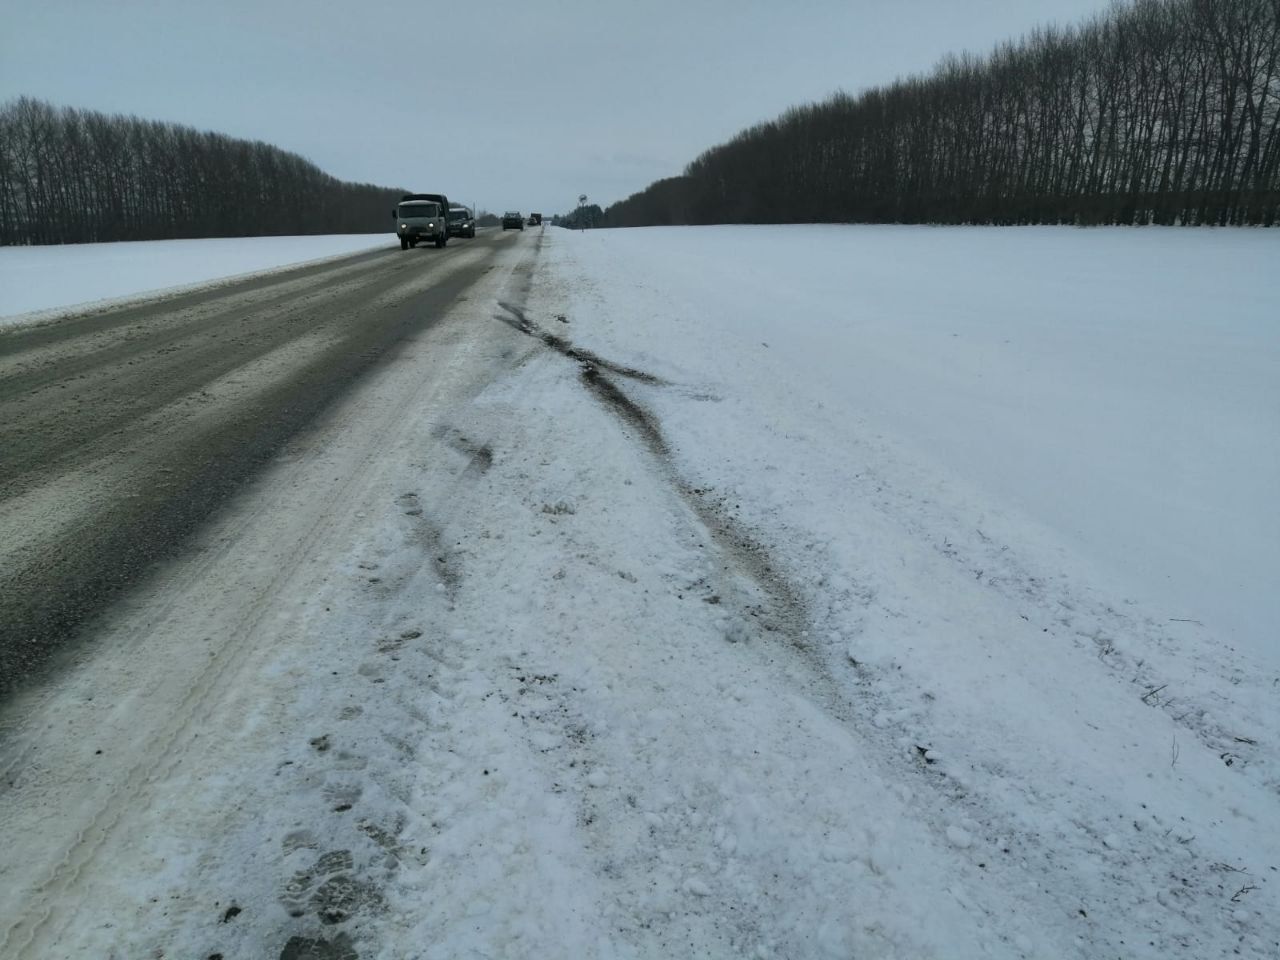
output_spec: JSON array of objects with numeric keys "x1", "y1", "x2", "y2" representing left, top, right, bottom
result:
[{"x1": 0, "y1": 232, "x2": 509, "y2": 697}]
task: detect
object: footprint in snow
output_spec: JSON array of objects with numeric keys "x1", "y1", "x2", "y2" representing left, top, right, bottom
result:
[
  {"x1": 282, "y1": 829, "x2": 319, "y2": 854},
  {"x1": 279, "y1": 848, "x2": 384, "y2": 926},
  {"x1": 279, "y1": 931, "x2": 358, "y2": 960},
  {"x1": 323, "y1": 780, "x2": 362, "y2": 812},
  {"x1": 280, "y1": 849, "x2": 352, "y2": 918}
]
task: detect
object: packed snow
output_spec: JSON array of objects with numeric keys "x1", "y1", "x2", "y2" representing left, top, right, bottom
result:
[
  {"x1": 2, "y1": 225, "x2": 1277, "y2": 959},
  {"x1": 0, "y1": 233, "x2": 389, "y2": 323}
]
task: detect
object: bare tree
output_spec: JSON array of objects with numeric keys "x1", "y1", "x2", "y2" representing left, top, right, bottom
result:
[
  {"x1": 0, "y1": 98, "x2": 407, "y2": 246},
  {"x1": 602, "y1": 0, "x2": 1279, "y2": 229}
]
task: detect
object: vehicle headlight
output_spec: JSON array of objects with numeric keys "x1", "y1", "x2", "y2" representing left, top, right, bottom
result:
[
  {"x1": 428, "y1": 222, "x2": 434, "y2": 228},
  {"x1": 400, "y1": 223, "x2": 407, "y2": 230}
]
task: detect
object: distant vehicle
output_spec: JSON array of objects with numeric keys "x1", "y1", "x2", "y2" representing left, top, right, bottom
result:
[
  {"x1": 502, "y1": 211, "x2": 524, "y2": 231},
  {"x1": 393, "y1": 193, "x2": 450, "y2": 249},
  {"x1": 529, "y1": 213, "x2": 542, "y2": 226},
  {"x1": 447, "y1": 205, "x2": 476, "y2": 239}
]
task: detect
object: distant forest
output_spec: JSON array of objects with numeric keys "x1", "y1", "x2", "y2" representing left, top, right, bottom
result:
[
  {"x1": 0, "y1": 97, "x2": 404, "y2": 245},
  {"x1": 602, "y1": 0, "x2": 1280, "y2": 228}
]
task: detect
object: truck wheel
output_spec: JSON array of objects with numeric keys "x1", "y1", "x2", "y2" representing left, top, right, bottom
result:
[
  {"x1": 400, "y1": 238, "x2": 408, "y2": 250},
  {"x1": 435, "y1": 235, "x2": 446, "y2": 248}
]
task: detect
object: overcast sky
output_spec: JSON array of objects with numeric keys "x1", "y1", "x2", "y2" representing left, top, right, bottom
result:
[{"x1": 3, "y1": 0, "x2": 1111, "y2": 217}]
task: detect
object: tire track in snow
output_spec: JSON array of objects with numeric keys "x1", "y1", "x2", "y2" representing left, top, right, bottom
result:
[{"x1": 494, "y1": 300, "x2": 809, "y2": 650}]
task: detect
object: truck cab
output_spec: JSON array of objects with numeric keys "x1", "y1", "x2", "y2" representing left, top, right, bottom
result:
[{"x1": 393, "y1": 193, "x2": 450, "y2": 249}]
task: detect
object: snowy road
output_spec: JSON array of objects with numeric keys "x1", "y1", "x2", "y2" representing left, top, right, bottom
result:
[
  {"x1": 0, "y1": 234, "x2": 504, "y2": 689},
  {"x1": 1, "y1": 228, "x2": 541, "y2": 957},
  {"x1": 1, "y1": 225, "x2": 1277, "y2": 960}
]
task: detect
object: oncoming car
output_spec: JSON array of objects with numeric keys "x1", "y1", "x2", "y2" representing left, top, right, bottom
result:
[
  {"x1": 501, "y1": 211, "x2": 524, "y2": 231},
  {"x1": 447, "y1": 205, "x2": 476, "y2": 239},
  {"x1": 392, "y1": 193, "x2": 449, "y2": 249}
]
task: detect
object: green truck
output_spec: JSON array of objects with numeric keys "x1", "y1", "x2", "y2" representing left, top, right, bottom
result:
[{"x1": 393, "y1": 193, "x2": 450, "y2": 249}]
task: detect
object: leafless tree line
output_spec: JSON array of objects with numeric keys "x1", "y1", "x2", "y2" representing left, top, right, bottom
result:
[
  {"x1": 604, "y1": 0, "x2": 1280, "y2": 227},
  {"x1": 0, "y1": 97, "x2": 405, "y2": 245}
]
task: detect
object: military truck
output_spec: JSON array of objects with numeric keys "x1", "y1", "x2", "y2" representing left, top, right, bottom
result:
[{"x1": 392, "y1": 193, "x2": 449, "y2": 249}]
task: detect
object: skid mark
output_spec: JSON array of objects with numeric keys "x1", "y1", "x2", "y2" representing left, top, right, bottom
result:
[
  {"x1": 574, "y1": 365, "x2": 811, "y2": 653},
  {"x1": 495, "y1": 302, "x2": 667, "y2": 385},
  {"x1": 494, "y1": 292, "x2": 811, "y2": 660}
]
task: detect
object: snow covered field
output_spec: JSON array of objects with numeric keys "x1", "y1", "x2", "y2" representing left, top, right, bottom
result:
[
  {"x1": 520, "y1": 225, "x2": 1280, "y2": 955},
  {"x1": 2, "y1": 225, "x2": 1277, "y2": 958},
  {"x1": 0, "y1": 233, "x2": 389, "y2": 322},
  {"x1": 566, "y1": 225, "x2": 1280, "y2": 668}
]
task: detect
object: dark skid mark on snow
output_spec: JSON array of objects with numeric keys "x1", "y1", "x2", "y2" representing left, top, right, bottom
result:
[
  {"x1": 494, "y1": 280, "x2": 808, "y2": 648},
  {"x1": 495, "y1": 301, "x2": 667, "y2": 385},
  {"x1": 580, "y1": 366, "x2": 669, "y2": 458},
  {"x1": 577, "y1": 365, "x2": 811, "y2": 650},
  {"x1": 679, "y1": 481, "x2": 810, "y2": 641}
]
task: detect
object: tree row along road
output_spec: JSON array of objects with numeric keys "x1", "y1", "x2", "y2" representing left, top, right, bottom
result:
[{"x1": 0, "y1": 234, "x2": 508, "y2": 696}]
